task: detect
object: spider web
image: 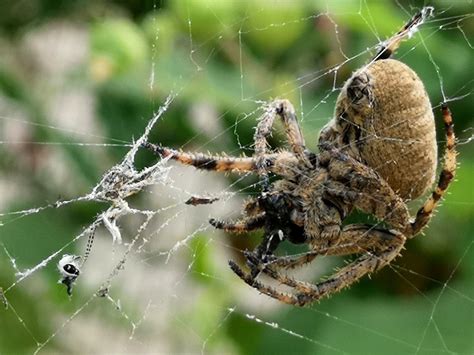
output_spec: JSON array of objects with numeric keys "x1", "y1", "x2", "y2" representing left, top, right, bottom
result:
[{"x1": 0, "y1": 1, "x2": 473, "y2": 354}]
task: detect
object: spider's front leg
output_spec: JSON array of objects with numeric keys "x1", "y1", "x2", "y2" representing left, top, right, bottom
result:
[
  {"x1": 143, "y1": 142, "x2": 301, "y2": 178},
  {"x1": 254, "y1": 100, "x2": 313, "y2": 172},
  {"x1": 143, "y1": 142, "x2": 258, "y2": 172}
]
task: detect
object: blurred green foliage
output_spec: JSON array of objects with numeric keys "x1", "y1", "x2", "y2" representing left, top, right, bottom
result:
[{"x1": 0, "y1": 0, "x2": 473, "y2": 354}]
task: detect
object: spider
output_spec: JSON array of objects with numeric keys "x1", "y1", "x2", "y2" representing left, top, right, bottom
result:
[{"x1": 143, "y1": 7, "x2": 456, "y2": 306}]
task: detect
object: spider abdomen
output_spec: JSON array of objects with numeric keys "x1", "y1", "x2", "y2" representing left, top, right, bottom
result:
[{"x1": 335, "y1": 59, "x2": 437, "y2": 200}]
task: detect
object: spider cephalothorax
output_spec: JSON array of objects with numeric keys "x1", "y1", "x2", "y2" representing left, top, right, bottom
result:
[{"x1": 144, "y1": 7, "x2": 456, "y2": 306}]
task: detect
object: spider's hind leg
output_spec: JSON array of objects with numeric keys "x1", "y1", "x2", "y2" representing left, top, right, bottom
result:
[
  {"x1": 230, "y1": 225, "x2": 406, "y2": 306},
  {"x1": 374, "y1": 7, "x2": 433, "y2": 60},
  {"x1": 409, "y1": 104, "x2": 456, "y2": 236}
]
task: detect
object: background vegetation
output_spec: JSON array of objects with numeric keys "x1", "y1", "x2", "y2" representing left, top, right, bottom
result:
[{"x1": 0, "y1": 0, "x2": 472, "y2": 354}]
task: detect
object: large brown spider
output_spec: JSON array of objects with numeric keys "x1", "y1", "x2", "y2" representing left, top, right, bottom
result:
[{"x1": 144, "y1": 8, "x2": 456, "y2": 306}]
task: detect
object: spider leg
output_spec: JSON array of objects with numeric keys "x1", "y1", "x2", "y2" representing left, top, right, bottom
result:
[
  {"x1": 237, "y1": 222, "x2": 287, "y2": 279},
  {"x1": 374, "y1": 7, "x2": 433, "y2": 60},
  {"x1": 265, "y1": 251, "x2": 318, "y2": 271},
  {"x1": 143, "y1": 142, "x2": 256, "y2": 172},
  {"x1": 209, "y1": 214, "x2": 265, "y2": 234},
  {"x1": 228, "y1": 260, "x2": 297, "y2": 305},
  {"x1": 264, "y1": 241, "x2": 402, "y2": 299},
  {"x1": 230, "y1": 226, "x2": 405, "y2": 306},
  {"x1": 409, "y1": 104, "x2": 456, "y2": 236},
  {"x1": 254, "y1": 99, "x2": 313, "y2": 191},
  {"x1": 254, "y1": 101, "x2": 276, "y2": 190},
  {"x1": 255, "y1": 100, "x2": 312, "y2": 170},
  {"x1": 275, "y1": 100, "x2": 310, "y2": 166},
  {"x1": 321, "y1": 145, "x2": 411, "y2": 231},
  {"x1": 263, "y1": 224, "x2": 394, "y2": 270},
  {"x1": 143, "y1": 142, "x2": 298, "y2": 176}
]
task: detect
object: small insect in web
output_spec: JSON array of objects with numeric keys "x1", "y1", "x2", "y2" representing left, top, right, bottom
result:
[
  {"x1": 143, "y1": 7, "x2": 457, "y2": 306},
  {"x1": 57, "y1": 254, "x2": 81, "y2": 296},
  {"x1": 57, "y1": 225, "x2": 96, "y2": 295}
]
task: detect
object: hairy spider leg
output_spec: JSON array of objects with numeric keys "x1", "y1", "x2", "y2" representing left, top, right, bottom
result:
[
  {"x1": 209, "y1": 214, "x2": 266, "y2": 233},
  {"x1": 143, "y1": 142, "x2": 256, "y2": 172},
  {"x1": 144, "y1": 100, "x2": 311, "y2": 177},
  {"x1": 323, "y1": 169, "x2": 410, "y2": 232},
  {"x1": 374, "y1": 7, "x2": 433, "y2": 61},
  {"x1": 254, "y1": 102, "x2": 276, "y2": 190},
  {"x1": 230, "y1": 226, "x2": 405, "y2": 306},
  {"x1": 262, "y1": 224, "x2": 397, "y2": 270},
  {"x1": 255, "y1": 100, "x2": 312, "y2": 167},
  {"x1": 408, "y1": 104, "x2": 456, "y2": 236},
  {"x1": 253, "y1": 99, "x2": 313, "y2": 192},
  {"x1": 143, "y1": 142, "x2": 300, "y2": 177}
]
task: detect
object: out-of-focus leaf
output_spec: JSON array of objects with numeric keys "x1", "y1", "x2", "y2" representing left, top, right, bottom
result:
[
  {"x1": 91, "y1": 19, "x2": 149, "y2": 82},
  {"x1": 243, "y1": 0, "x2": 308, "y2": 56},
  {"x1": 170, "y1": 0, "x2": 241, "y2": 41}
]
